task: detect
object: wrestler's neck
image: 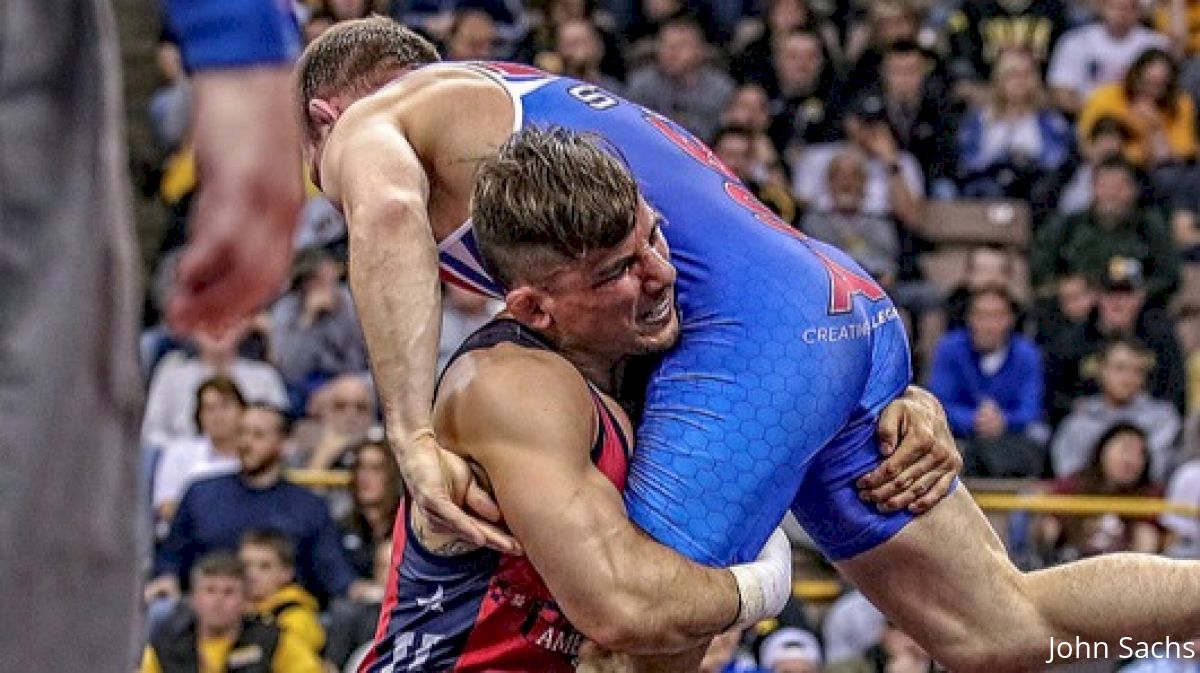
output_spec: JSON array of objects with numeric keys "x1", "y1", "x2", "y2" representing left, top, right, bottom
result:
[{"x1": 558, "y1": 346, "x2": 626, "y2": 398}]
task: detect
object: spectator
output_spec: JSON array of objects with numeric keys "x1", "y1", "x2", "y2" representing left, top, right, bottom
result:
[
  {"x1": 515, "y1": 0, "x2": 625, "y2": 81},
  {"x1": 722, "y1": 85, "x2": 791, "y2": 182},
  {"x1": 757, "y1": 627, "x2": 822, "y2": 673},
  {"x1": 404, "y1": 0, "x2": 526, "y2": 55},
  {"x1": 1057, "y1": 115, "x2": 1135, "y2": 214},
  {"x1": 1030, "y1": 271, "x2": 1099, "y2": 347},
  {"x1": 929, "y1": 288, "x2": 1047, "y2": 478},
  {"x1": 943, "y1": 245, "x2": 1018, "y2": 332},
  {"x1": 146, "y1": 405, "x2": 367, "y2": 609},
  {"x1": 792, "y1": 115, "x2": 925, "y2": 232},
  {"x1": 552, "y1": 18, "x2": 625, "y2": 94},
  {"x1": 438, "y1": 283, "x2": 502, "y2": 373},
  {"x1": 1078, "y1": 48, "x2": 1197, "y2": 170},
  {"x1": 142, "y1": 321, "x2": 288, "y2": 449},
  {"x1": 444, "y1": 9, "x2": 500, "y2": 61},
  {"x1": 141, "y1": 552, "x2": 322, "y2": 673},
  {"x1": 153, "y1": 376, "x2": 246, "y2": 527},
  {"x1": 1033, "y1": 156, "x2": 1181, "y2": 306},
  {"x1": 730, "y1": 0, "x2": 838, "y2": 97},
  {"x1": 1042, "y1": 258, "x2": 1187, "y2": 423},
  {"x1": 847, "y1": 40, "x2": 958, "y2": 195},
  {"x1": 337, "y1": 439, "x2": 402, "y2": 579},
  {"x1": 1035, "y1": 423, "x2": 1163, "y2": 565},
  {"x1": 945, "y1": 0, "x2": 1071, "y2": 93},
  {"x1": 239, "y1": 529, "x2": 326, "y2": 656},
  {"x1": 1051, "y1": 338, "x2": 1182, "y2": 480},
  {"x1": 1048, "y1": 0, "x2": 1170, "y2": 116},
  {"x1": 800, "y1": 149, "x2": 899, "y2": 285},
  {"x1": 765, "y1": 29, "x2": 842, "y2": 150},
  {"x1": 842, "y1": 0, "x2": 951, "y2": 101},
  {"x1": 290, "y1": 374, "x2": 378, "y2": 471},
  {"x1": 822, "y1": 590, "x2": 886, "y2": 666},
  {"x1": 713, "y1": 125, "x2": 799, "y2": 224},
  {"x1": 271, "y1": 246, "x2": 368, "y2": 408},
  {"x1": 625, "y1": 0, "x2": 720, "y2": 48},
  {"x1": 958, "y1": 48, "x2": 1074, "y2": 200},
  {"x1": 626, "y1": 17, "x2": 736, "y2": 141},
  {"x1": 824, "y1": 622, "x2": 936, "y2": 673}
]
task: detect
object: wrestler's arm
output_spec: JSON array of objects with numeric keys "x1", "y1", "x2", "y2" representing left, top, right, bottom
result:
[
  {"x1": 438, "y1": 348, "x2": 788, "y2": 655},
  {"x1": 322, "y1": 105, "x2": 518, "y2": 553},
  {"x1": 164, "y1": 0, "x2": 303, "y2": 332}
]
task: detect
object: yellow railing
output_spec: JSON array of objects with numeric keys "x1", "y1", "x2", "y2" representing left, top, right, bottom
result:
[
  {"x1": 287, "y1": 470, "x2": 1200, "y2": 602},
  {"x1": 288, "y1": 469, "x2": 1200, "y2": 517}
]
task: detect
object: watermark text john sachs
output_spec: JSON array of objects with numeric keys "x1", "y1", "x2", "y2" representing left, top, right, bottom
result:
[{"x1": 1047, "y1": 637, "x2": 1196, "y2": 665}]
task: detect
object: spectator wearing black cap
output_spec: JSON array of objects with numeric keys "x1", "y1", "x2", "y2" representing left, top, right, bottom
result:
[
  {"x1": 1050, "y1": 338, "x2": 1181, "y2": 481},
  {"x1": 1042, "y1": 257, "x2": 1187, "y2": 424},
  {"x1": 1033, "y1": 155, "x2": 1181, "y2": 307},
  {"x1": 929, "y1": 287, "x2": 1047, "y2": 478}
]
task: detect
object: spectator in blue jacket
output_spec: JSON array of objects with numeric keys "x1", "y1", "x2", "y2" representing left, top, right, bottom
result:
[
  {"x1": 930, "y1": 287, "x2": 1047, "y2": 477},
  {"x1": 145, "y1": 404, "x2": 372, "y2": 616}
]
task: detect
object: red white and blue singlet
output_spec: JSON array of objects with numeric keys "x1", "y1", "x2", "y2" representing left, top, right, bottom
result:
[
  {"x1": 361, "y1": 320, "x2": 630, "y2": 672},
  {"x1": 432, "y1": 63, "x2": 922, "y2": 569}
]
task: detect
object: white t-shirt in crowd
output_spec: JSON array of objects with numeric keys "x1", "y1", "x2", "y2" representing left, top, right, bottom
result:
[
  {"x1": 792, "y1": 143, "x2": 925, "y2": 217},
  {"x1": 152, "y1": 435, "x2": 240, "y2": 508},
  {"x1": 1048, "y1": 23, "x2": 1169, "y2": 100},
  {"x1": 141, "y1": 354, "x2": 289, "y2": 449}
]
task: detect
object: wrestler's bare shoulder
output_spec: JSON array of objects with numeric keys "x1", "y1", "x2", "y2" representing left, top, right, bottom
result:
[{"x1": 348, "y1": 64, "x2": 512, "y2": 126}]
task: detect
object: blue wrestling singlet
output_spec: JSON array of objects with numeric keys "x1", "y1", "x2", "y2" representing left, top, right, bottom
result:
[{"x1": 435, "y1": 62, "x2": 917, "y2": 565}]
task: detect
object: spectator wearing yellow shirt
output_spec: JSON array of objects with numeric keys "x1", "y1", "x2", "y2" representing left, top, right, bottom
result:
[
  {"x1": 142, "y1": 553, "x2": 322, "y2": 673},
  {"x1": 1079, "y1": 48, "x2": 1196, "y2": 169},
  {"x1": 239, "y1": 530, "x2": 327, "y2": 657}
]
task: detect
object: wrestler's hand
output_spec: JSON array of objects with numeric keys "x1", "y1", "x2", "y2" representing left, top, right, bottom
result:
[
  {"x1": 858, "y1": 386, "x2": 961, "y2": 514},
  {"x1": 168, "y1": 67, "x2": 302, "y2": 335},
  {"x1": 399, "y1": 432, "x2": 523, "y2": 555}
]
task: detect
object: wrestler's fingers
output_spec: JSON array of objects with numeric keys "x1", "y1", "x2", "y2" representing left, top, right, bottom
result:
[
  {"x1": 908, "y1": 472, "x2": 958, "y2": 513},
  {"x1": 879, "y1": 455, "x2": 943, "y2": 512},
  {"x1": 864, "y1": 450, "x2": 937, "y2": 507},
  {"x1": 423, "y1": 497, "x2": 522, "y2": 556},
  {"x1": 874, "y1": 398, "x2": 907, "y2": 458},
  {"x1": 464, "y1": 479, "x2": 503, "y2": 523},
  {"x1": 859, "y1": 417, "x2": 926, "y2": 491}
]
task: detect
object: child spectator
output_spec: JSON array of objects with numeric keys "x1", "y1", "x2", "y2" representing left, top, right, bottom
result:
[
  {"x1": 141, "y1": 552, "x2": 321, "y2": 673},
  {"x1": 239, "y1": 529, "x2": 326, "y2": 657}
]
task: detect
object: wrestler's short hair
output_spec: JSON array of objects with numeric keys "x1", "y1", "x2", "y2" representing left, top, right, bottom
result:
[
  {"x1": 297, "y1": 16, "x2": 440, "y2": 140},
  {"x1": 471, "y1": 126, "x2": 639, "y2": 289}
]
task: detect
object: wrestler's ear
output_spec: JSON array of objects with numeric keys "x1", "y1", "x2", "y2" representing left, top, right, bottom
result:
[
  {"x1": 307, "y1": 99, "x2": 340, "y2": 128},
  {"x1": 506, "y1": 287, "x2": 553, "y2": 332}
]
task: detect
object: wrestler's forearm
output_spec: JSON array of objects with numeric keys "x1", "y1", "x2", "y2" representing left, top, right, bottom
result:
[
  {"x1": 523, "y1": 484, "x2": 739, "y2": 652},
  {"x1": 346, "y1": 196, "x2": 442, "y2": 448},
  {"x1": 547, "y1": 515, "x2": 740, "y2": 654}
]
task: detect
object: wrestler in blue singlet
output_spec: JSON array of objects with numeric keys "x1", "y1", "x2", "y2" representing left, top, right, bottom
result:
[{"x1": 442, "y1": 62, "x2": 916, "y2": 566}]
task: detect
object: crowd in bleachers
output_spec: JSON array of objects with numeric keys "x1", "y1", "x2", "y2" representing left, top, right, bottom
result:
[{"x1": 131, "y1": 0, "x2": 1200, "y2": 669}]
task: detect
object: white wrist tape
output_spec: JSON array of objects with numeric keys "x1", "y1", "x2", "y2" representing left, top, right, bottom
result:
[{"x1": 729, "y1": 527, "x2": 792, "y2": 628}]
